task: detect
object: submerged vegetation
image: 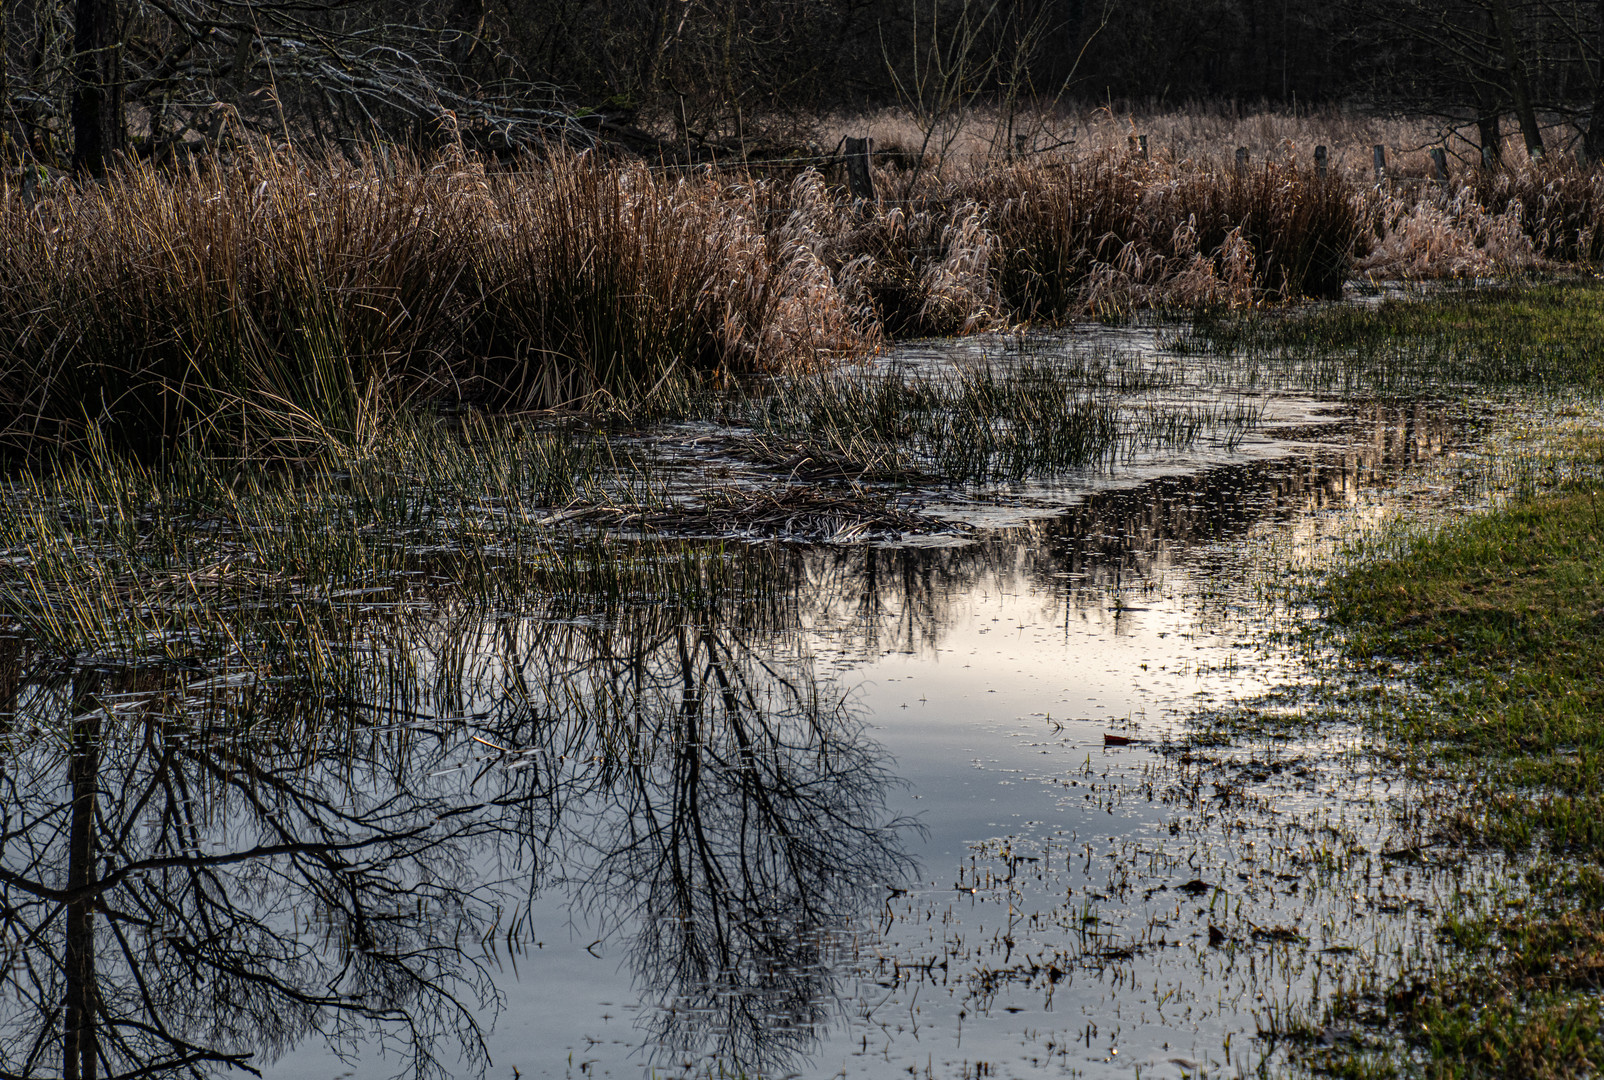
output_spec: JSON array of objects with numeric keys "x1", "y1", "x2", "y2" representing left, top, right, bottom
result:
[
  {"x1": 1267, "y1": 453, "x2": 1604, "y2": 1079},
  {"x1": 746, "y1": 354, "x2": 1263, "y2": 485}
]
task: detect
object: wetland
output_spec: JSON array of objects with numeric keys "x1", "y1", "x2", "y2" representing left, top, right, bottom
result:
[{"x1": 6, "y1": 278, "x2": 1604, "y2": 1080}]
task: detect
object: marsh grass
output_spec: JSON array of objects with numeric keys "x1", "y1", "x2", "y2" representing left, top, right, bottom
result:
[
  {"x1": 975, "y1": 153, "x2": 1361, "y2": 318},
  {"x1": 11, "y1": 126, "x2": 1604, "y2": 462},
  {"x1": 1472, "y1": 160, "x2": 1604, "y2": 264},
  {"x1": 0, "y1": 143, "x2": 1379, "y2": 459},
  {"x1": 744, "y1": 350, "x2": 1262, "y2": 485},
  {"x1": 1172, "y1": 278, "x2": 1604, "y2": 394},
  {"x1": 0, "y1": 414, "x2": 793, "y2": 719},
  {"x1": 0, "y1": 331, "x2": 1273, "y2": 713},
  {"x1": 460, "y1": 157, "x2": 868, "y2": 412},
  {"x1": 0, "y1": 149, "x2": 869, "y2": 458}
]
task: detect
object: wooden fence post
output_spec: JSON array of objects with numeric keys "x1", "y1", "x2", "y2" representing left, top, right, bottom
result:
[
  {"x1": 1373, "y1": 144, "x2": 1387, "y2": 182},
  {"x1": 1429, "y1": 147, "x2": 1450, "y2": 186},
  {"x1": 845, "y1": 137, "x2": 876, "y2": 202},
  {"x1": 1314, "y1": 145, "x2": 1328, "y2": 177}
]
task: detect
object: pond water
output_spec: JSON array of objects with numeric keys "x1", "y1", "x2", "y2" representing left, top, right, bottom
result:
[{"x1": 0, "y1": 330, "x2": 1516, "y2": 1080}]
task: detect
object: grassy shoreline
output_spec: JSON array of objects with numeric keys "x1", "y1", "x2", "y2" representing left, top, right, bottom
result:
[
  {"x1": 1305, "y1": 465, "x2": 1604, "y2": 1079},
  {"x1": 1139, "y1": 278, "x2": 1604, "y2": 1077}
]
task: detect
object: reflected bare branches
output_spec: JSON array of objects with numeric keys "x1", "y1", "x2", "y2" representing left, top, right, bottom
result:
[
  {"x1": 0, "y1": 398, "x2": 1462, "y2": 1077},
  {"x1": 0, "y1": 661, "x2": 503, "y2": 1080},
  {"x1": 415, "y1": 597, "x2": 918, "y2": 1072},
  {"x1": 0, "y1": 553, "x2": 917, "y2": 1078}
]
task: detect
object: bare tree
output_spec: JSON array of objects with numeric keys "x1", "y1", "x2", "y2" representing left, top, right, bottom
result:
[
  {"x1": 2, "y1": 0, "x2": 593, "y2": 172},
  {"x1": 0, "y1": 660, "x2": 507, "y2": 1079}
]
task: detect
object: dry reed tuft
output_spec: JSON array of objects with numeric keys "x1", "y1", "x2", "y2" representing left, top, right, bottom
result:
[
  {"x1": 460, "y1": 156, "x2": 870, "y2": 410},
  {"x1": 1473, "y1": 158, "x2": 1604, "y2": 264},
  {"x1": 0, "y1": 148, "x2": 871, "y2": 456},
  {"x1": 1355, "y1": 187, "x2": 1540, "y2": 279},
  {"x1": 1148, "y1": 157, "x2": 1362, "y2": 301},
  {"x1": 977, "y1": 153, "x2": 1151, "y2": 320},
  {"x1": 14, "y1": 124, "x2": 1604, "y2": 459},
  {"x1": 1351, "y1": 157, "x2": 1604, "y2": 279},
  {"x1": 0, "y1": 152, "x2": 475, "y2": 456}
]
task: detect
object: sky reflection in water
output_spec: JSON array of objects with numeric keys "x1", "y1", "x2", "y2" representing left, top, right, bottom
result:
[{"x1": 0, "y1": 400, "x2": 1469, "y2": 1080}]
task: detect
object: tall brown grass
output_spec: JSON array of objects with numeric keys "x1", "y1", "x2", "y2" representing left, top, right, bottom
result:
[
  {"x1": 460, "y1": 161, "x2": 865, "y2": 410},
  {"x1": 13, "y1": 133, "x2": 1604, "y2": 460},
  {"x1": 1349, "y1": 157, "x2": 1604, "y2": 279},
  {"x1": 1, "y1": 155, "x2": 473, "y2": 456},
  {"x1": 1472, "y1": 160, "x2": 1604, "y2": 263},
  {"x1": 0, "y1": 149, "x2": 870, "y2": 455},
  {"x1": 825, "y1": 103, "x2": 1537, "y2": 182}
]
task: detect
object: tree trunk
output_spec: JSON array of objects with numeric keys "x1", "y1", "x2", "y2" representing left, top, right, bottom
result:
[
  {"x1": 1488, "y1": 0, "x2": 1544, "y2": 157},
  {"x1": 70, "y1": 0, "x2": 121, "y2": 175},
  {"x1": 1586, "y1": 0, "x2": 1604, "y2": 160},
  {"x1": 641, "y1": 0, "x2": 679, "y2": 113},
  {"x1": 62, "y1": 670, "x2": 102, "y2": 1080},
  {"x1": 1474, "y1": 80, "x2": 1504, "y2": 169},
  {"x1": 1, "y1": 0, "x2": 10, "y2": 164}
]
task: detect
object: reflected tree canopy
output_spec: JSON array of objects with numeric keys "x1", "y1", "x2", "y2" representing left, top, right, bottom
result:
[
  {"x1": 424, "y1": 598, "x2": 916, "y2": 1072},
  {"x1": 0, "y1": 400, "x2": 1457, "y2": 1077},
  {"x1": 0, "y1": 659, "x2": 504, "y2": 1080},
  {"x1": 0, "y1": 556, "x2": 916, "y2": 1078}
]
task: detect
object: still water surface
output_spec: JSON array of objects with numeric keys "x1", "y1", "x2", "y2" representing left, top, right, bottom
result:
[
  {"x1": 455, "y1": 403, "x2": 1458, "y2": 1080},
  {"x1": 0, "y1": 336, "x2": 1487, "y2": 1080}
]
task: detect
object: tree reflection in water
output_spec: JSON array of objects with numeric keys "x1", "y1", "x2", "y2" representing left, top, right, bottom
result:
[
  {"x1": 0, "y1": 657, "x2": 504, "y2": 1080},
  {"x1": 0, "y1": 573, "x2": 915, "y2": 1079},
  {"x1": 425, "y1": 597, "x2": 917, "y2": 1072},
  {"x1": 0, "y1": 399, "x2": 1455, "y2": 1078}
]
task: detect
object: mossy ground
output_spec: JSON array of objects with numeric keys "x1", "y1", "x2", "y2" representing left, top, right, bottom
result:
[
  {"x1": 1212, "y1": 297, "x2": 1604, "y2": 1076},
  {"x1": 1316, "y1": 473, "x2": 1604, "y2": 1077}
]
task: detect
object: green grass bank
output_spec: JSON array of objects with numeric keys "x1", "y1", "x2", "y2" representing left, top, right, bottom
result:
[
  {"x1": 1157, "y1": 277, "x2": 1604, "y2": 1078},
  {"x1": 1307, "y1": 468, "x2": 1604, "y2": 1079}
]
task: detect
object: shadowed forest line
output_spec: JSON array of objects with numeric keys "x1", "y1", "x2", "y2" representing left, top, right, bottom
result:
[{"x1": 8, "y1": 0, "x2": 1604, "y2": 171}]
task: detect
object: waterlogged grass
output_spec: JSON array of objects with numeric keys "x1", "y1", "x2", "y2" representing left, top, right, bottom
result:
[
  {"x1": 0, "y1": 418, "x2": 793, "y2": 706},
  {"x1": 0, "y1": 339, "x2": 1277, "y2": 690},
  {"x1": 1255, "y1": 437, "x2": 1604, "y2": 1078},
  {"x1": 1171, "y1": 278, "x2": 1604, "y2": 395},
  {"x1": 14, "y1": 271, "x2": 1604, "y2": 1075},
  {"x1": 744, "y1": 352, "x2": 1263, "y2": 485},
  {"x1": 1324, "y1": 468, "x2": 1604, "y2": 843},
  {"x1": 1151, "y1": 279, "x2": 1604, "y2": 1077}
]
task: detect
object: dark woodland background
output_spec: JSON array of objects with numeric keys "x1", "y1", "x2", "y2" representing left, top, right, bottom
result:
[{"x1": 3, "y1": 0, "x2": 1604, "y2": 172}]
